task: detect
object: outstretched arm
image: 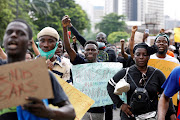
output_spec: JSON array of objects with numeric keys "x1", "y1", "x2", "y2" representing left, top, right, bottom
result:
[
  {"x1": 129, "y1": 26, "x2": 137, "y2": 59},
  {"x1": 69, "y1": 23, "x2": 86, "y2": 47},
  {"x1": 64, "y1": 15, "x2": 87, "y2": 47},
  {"x1": 120, "y1": 39, "x2": 128, "y2": 60},
  {"x1": 62, "y1": 15, "x2": 77, "y2": 62},
  {"x1": 142, "y1": 32, "x2": 149, "y2": 43}
]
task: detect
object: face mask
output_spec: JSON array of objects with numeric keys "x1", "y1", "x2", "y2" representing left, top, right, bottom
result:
[
  {"x1": 97, "y1": 42, "x2": 105, "y2": 49},
  {"x1": 38, "y1": 42, "x2": 59, "y2": 59}
]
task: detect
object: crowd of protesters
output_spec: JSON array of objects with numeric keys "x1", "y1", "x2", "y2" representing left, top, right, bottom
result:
[{"x1": 0, "y1": 14, "x2": 180, "y2": 120}]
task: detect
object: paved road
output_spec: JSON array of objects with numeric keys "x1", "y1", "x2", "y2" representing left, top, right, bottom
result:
[{"x1": 113, "y1": 109, "x2": 120, "y2": 120}]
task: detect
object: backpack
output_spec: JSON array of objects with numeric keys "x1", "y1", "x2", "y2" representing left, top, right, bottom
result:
[{"x1": 128, "y1": 69, "x2": 157, "y2": 115}]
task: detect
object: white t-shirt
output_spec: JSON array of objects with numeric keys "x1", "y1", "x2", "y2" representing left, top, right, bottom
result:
[{"x1": 150, "y1": 54, "x2": 179, "y2": 64}]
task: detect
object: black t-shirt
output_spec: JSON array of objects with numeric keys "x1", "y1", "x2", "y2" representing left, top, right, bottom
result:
[{"x1": 107, "y1": 65, "x2": 165, "y2": 112}]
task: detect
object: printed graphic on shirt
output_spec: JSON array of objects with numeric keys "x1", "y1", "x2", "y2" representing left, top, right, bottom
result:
[{"x1": 98, "y1": 50, "x2": 109, "y2": 62}]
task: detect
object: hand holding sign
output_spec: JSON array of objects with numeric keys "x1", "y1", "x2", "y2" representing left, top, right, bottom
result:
[
  {"x1": 0, "y1": 58, "x2": 53, "y2": 109},
  {"x1": 23, "y1": 97, "x2": 51, "y2": 118}
]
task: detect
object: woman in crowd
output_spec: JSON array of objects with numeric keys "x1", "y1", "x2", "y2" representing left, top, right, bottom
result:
[{"x1": 107, "y1": 42, "x2": 168, "y2": 119}]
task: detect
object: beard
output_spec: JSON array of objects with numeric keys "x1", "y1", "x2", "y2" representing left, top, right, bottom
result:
[{"x1": 158, "y1": 49, "x2": 167, "y2": 55}]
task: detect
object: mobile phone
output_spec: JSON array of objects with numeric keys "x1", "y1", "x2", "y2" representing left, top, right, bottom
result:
[{"x1": 145, "y1": 29, "x2": 149, "y2": 34}]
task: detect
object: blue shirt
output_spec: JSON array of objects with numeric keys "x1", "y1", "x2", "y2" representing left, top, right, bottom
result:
[{"x1": 162, "y1": 66, "x2": 180, "y2": 97}]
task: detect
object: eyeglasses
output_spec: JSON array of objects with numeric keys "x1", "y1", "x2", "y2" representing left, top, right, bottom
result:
[
  {"x1": 96, "y1": 37, "x2": 105, "y2": 40},
  {"x1": 139, "y1": 73, "x2": 147, "y2": 86}
]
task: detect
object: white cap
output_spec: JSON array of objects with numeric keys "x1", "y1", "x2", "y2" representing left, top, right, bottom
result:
[{"x1": 37, "y1": 27, "x2": 59, "y2": 40}]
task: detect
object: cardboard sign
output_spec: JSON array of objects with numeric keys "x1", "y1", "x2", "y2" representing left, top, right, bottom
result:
[
  {"x1": 134, "y1": 31, "x2": 144, "y2": 44},
  {"x1": 148, "y1": 59, "x2": 180, "y2": 105},
  {"x1": 72, "y1": 62, "x2": 123, "y2": 107},
  {"x1": 54, "y1": 74, "x2": 94, "y2": 120},
  {"x1": 174, "y1": 28, "x2": 180, "y2": 43},
  {"x1": 0, "y1": 58, "x2": 54, "y2": 109}
]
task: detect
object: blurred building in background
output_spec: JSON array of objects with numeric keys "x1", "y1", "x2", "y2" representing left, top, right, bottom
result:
[{"x1": 75, "y1": 0, "x2": 176, "y2": 34}]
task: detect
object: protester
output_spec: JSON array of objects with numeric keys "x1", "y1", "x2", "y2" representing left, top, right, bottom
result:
[
  {"x1": 96, "y1": 32, "x2": 117, "y2": 62},
  {"x1": 158, "y1": 66, "x2": 180, "y2": 120},
  {"x1": 151, "y1": 32, "x2": 179, "y2": 119},
  {"x1": 116, "y1": 48, "x2": 127, "y2": 68},
  {"x1": 37, "y1": 27, "x2": 72, "y2": 83},
  {"x1": 55, "y1": 39, "x2": 64, "y2": 57},
  {"x1": 55, "y1": 39, "x2": 73, "y2": 84},
  {"x1": 62, "y1": 16, "x2": 107, "y2": 120},
  {"x1": 65, "y1": 15, "x2": 116, "y2": 62},
  {"x1": 1, "y1": 19, "x2": 75, "y2": 120},
  {"x1": 107, "y1": 42, "x2": 166, "y2": 120},
  {"x1": 71, "y1": 36, "x2": 78, "y2": 53},
  {"x1": 63, "y1": 15, "x2": 114, "y2": 120},
  {"x1": 150, "y1": 32, "x2": 179, "y2": 64}
]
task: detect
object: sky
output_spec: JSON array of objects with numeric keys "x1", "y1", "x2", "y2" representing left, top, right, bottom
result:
[
  {"x1": 164, "y1": 0, "x2": 180, "y2": 20},
  {"x1": 76, "y1": 0, "x2": 180, "y2": 20}
]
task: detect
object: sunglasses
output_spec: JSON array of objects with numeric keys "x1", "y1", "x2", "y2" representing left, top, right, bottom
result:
[
  {"x1": 96, "y1": 37, "x2": 105, "y2": 40},
  {"x1": 139, "y1": 73, "x2": 147, "y2": 86}
]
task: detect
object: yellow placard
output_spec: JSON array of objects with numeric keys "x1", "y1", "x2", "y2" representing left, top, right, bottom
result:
[
  {"x1": 148, "y1": 59, "x2": 180, "y2": 106},
  {"x1": 53, "y1": 74, "x2": 95, "y2": 120},
  {"x1": 174, "y1": 28, "x2": 180, "y2": 43}
]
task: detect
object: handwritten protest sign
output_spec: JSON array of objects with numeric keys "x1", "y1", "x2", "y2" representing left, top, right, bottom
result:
[
  {"x1": 148, "y1": 59, "x2": 180, "y2": 105},
  {"x1": 72, "y1": 62, "x2": 124, "y2": 107},
  {"x1": 174, "y1": 28, "x2": 180, "y2": 43},
  {"x1": 134, "y1": 31, "x2": 144, "y2": 44},
  {"x1": 53, "y1": 74, "x2": 94, "y2": 120},
  {"x1": 0, "y1": 57, "x2": 54, "y2": 109}
]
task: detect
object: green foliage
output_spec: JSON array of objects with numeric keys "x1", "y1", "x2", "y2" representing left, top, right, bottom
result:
[
  {"x1": 29, "y1": 0, "x2": 51, "y2": 15},
  {"x1": 95, "y1": 13, "x2": 127, "y2": 36},
  {"x1": 107, "y1": 31, "x2": 130, "y2": 44},
  {"x1": 32, "y1": 0, "x2": 90, "y2": 39},
  {"x1": 83, "y1": 30, "x2": 97, "y2": 41},
  {"x1": 0, "y1": 0, "x2": 90, "y2": 44},
  {"x1": 0, "y1": 0, "x2": 15, "y2": 43}
]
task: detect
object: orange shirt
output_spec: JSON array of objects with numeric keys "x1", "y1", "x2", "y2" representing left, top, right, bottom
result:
[{"x1": 166, "y1": 50, "x2": 174, "y2": 57}]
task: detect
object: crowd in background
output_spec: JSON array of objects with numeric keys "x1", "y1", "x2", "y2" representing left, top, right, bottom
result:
[{"x1": 0, "y1": 15, "x2": 180, "y2": 120}]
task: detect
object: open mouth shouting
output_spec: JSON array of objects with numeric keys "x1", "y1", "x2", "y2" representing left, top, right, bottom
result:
[{"x1": 7, "y1": 40, "x2": 18, "y2": 50}]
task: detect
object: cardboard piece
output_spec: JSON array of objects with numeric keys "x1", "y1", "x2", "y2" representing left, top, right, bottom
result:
[
  {"x1": 148, "y1": 59, "x2": 180, "y2": 106},
  {"x1": 174, "y1": 28, "x2": 180, "y2": 43},
  {"x1": 0, "y1": 57, "x2": 54, "y2": 109},
  {"x1": 71, "y1": 62, "x2": 124, "y2": 107},
  {"x1": 134, "y1": 31, "x2": 144, "y2": 44},
  {"x1": 53, "y1": 74, "x2": 94, "y2": 120}
]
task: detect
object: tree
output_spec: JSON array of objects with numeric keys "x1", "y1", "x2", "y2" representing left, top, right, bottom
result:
[
  {"x1": 0, "y1": 0, "x2": 90, "y2": 44},
  {"x1": 32, "y1": 0, "x2": 90, "y2": 38},
  {"x1": 0, "y1": 0, "x2": 15, "y2": 43},
  {"x1": 107, "y1": 31, "x2": 130, "y2": 44},
  {"x1": 29, "y1": 0, "x2": 51, "y2": 15},
  {"x1": 95, "y1": 13, "x2": 127, "y2": 36}
]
